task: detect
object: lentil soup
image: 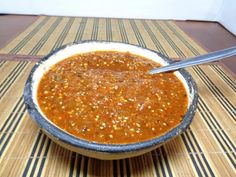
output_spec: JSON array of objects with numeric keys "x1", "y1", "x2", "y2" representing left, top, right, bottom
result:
[{"x1": 37, "y1": 51, "x2": 188, "y2": 144}]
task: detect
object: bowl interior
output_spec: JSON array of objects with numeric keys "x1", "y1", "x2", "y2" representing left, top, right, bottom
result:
[{"x1": 32, "y1": 42, "x2": 192, "y2": 112}]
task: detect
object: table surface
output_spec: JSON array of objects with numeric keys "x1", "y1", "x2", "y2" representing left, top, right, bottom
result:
[{"x1": 0, "y1": 15, "x2": 235, "y2": 177}]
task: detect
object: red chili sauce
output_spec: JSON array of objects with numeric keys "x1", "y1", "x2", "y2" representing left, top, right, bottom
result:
[{"x1": 37, "y1": 51, "x2": 188, "y2": 144}]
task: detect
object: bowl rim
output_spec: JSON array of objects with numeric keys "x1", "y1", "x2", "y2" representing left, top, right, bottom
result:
[{"x1": 23, "y1": 40, "x2": 198, "y2": 153}]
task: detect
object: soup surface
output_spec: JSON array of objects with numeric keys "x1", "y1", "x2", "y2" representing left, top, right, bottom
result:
[{"x1": 37, "y1": 51, "x2": 188, "y2": 144}]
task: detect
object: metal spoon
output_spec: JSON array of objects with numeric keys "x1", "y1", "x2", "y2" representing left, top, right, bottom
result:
[{"x1": 149, "y1": 46, "x2": 236, "y2": 74}]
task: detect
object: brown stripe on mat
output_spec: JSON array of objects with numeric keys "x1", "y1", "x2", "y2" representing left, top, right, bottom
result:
[
  {"x1": 0, "y1": 54, "x2": 43, "y2": 61},
  {"x1": 0, "y1": 16, "x2": 235, "y2": 177}
]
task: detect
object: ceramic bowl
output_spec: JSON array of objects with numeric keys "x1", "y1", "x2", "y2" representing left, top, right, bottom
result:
[{"x1": 23, "y1": 41, "x2": 198, "y2": 160}]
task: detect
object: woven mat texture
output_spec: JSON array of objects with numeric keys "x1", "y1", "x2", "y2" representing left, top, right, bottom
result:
[{"x1": 0, "y1": 16, "x2": 235, "y2": 177}]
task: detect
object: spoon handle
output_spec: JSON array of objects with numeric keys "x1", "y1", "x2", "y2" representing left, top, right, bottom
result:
[{"x1": 149, "y1": 46, "x2": 236, "y2": 74}]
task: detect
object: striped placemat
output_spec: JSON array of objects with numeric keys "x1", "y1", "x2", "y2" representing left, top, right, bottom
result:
[{"x1": 0, "y1": 16, "x2": 235, "y2": 177}]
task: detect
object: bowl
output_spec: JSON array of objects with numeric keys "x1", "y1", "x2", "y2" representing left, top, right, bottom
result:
[{"x1": 23, "y1": 41, "x2": 198, "y2": 160}]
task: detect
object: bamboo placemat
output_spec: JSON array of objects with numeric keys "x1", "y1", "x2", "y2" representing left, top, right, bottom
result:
[{"x1": 0, "y1": 16, "x2": 235, "y2": 177}]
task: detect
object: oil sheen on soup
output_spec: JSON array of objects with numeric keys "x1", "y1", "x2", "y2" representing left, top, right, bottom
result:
[{"x1": 37, "y1": 51, "x2": 188, "y2": 144}]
